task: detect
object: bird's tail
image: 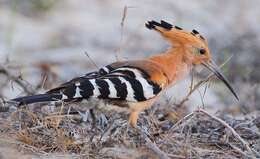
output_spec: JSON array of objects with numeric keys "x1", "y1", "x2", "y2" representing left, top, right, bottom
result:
[{"x1": 11, "y1": 93, "x2": 62, "y2": 106}]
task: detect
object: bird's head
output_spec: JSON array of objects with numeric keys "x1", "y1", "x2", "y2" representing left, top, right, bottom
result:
[{"x1": 146, "y1": 20, "x2": 239, "y2": 100}]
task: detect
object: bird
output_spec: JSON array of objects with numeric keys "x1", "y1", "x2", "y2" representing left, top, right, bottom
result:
[{"x1": 11, "y1": 20, "x2": 239, "y2": 127}]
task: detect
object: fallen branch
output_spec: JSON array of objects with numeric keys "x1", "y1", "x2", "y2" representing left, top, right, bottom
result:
[
  {"x1": 144, "y1": 136, "x2": 170, "y2": 159},
  {"x1": 196, "y1": 109, "x2": 256, "y2": 158},
  {"x1": 138, "y1": 127, "x2": 170, "y2": 159},
  {"x1": 169, "y1": 111, "x2": 195, "y2": 133}
]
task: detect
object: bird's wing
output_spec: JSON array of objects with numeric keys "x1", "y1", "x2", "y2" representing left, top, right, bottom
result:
[{"x1": 47, "y1": 59, "x2": 168, "y2": 102}]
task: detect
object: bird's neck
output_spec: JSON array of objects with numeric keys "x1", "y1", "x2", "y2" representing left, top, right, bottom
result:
[{"x1": 149, "y1": 47, "x2": 192, "y2": 85}]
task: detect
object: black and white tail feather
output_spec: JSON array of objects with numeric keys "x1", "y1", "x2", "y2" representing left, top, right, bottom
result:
[{"x1": 12, "y1": 65, "x2": 162, "y2": 106}]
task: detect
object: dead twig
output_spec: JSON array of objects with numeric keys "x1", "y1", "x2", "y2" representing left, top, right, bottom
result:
[
  {"x1": 115, "y1": 6, "x2": 128, "y2": 61},
  {"x1": 0, "y1": 65, "x2": 36, "y2": 95},
  {"x1": 196, "y1": 109, "x2": 256, "y2": 158},
  {"x1": 169, "y1": 111, "x2": 195, "y2": 133},
  {"x1": 176, "y1": 55, "x2": 233, "y2": 107},
  {"x1": 137, "y1": 127, "x2": 170, "y2": 159},
  {"x1": 115, "y1": 6, "x2": 136, "y2": 61},
  {"x1": 84, "y1": 51, "x2": 99, "y2": 69},
  {"x1": 144, "y1": 136, "x2": 170, "y2": 159},
  {"x1": 229, "y1": 143, "x2": 250, "y2": 158}
]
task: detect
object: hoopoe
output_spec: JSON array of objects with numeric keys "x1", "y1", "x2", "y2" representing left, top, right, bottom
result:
[{"x1": 11, "y1": 20, "x2": 239, "y2": 127}]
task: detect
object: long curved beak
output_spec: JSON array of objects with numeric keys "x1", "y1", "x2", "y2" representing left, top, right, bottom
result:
[{"x1": 202, "y1": 61, "x2": 239, "y2": 101}]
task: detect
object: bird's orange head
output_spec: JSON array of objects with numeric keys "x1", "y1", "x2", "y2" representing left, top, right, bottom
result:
[
  {"x1": 146, "y1": 20, "x2": 239, "y2": 100},
  {"x1": 146, "y1": 20, "x2": 212, "y2": 65}
]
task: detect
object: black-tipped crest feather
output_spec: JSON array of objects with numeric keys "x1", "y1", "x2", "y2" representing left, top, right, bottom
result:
[
  {"x1": 145, "y1": 20, "x2": 172, "y2": 30},
  {"x1": 174, "y1": 26, "x2": 183, "y2": 30},
  {"x1": 160, "y1": 20, "x2": 173, "y2": 30},
  {"x1": 192, "y1": 29, "x2": 199, "y2": 34}
]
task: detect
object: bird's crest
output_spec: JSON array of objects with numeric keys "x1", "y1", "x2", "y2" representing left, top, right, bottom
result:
[{"x1": 145, "y1": 20, "x2": 206, "y2": 46}]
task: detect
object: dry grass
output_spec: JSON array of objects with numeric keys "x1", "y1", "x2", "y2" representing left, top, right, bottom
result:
[
  {"x1": 0, "y1": 2, "x2": 259, "y2": 158},
  {"x1": 0, "y1": 101, "x2": 260, "y2": 158},
  {"x1": 0, "y1": 62, "x2": 260, "y2": 158}
]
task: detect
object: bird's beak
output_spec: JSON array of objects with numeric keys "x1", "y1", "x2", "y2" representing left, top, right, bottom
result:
[{"x1": 202, "y1": 60, "x2": 239, "y2": 101}]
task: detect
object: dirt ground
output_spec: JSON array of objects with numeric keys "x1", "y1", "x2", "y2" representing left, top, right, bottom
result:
[{"x1": 0, "y1": 0, "x2": 260, "y2": 158}]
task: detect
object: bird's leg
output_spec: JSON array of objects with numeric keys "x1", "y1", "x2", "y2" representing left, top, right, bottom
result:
[
  {"x1": 128, "y1": 98, "x2": 158, "y2": 128},
  {"x1": 128, "y1": 110, "x2": 140, "y2": 127},
  {"x1": 89, "y1": 109, "x2": 96, "y2": 128},
  {"x1": 128, "y1": 110, "x2": 152, "y2": 139}
]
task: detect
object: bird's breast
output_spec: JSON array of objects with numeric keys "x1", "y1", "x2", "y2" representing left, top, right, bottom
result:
[{"x1": 169, "y1": 63, "x2": 192, "y2": 86}]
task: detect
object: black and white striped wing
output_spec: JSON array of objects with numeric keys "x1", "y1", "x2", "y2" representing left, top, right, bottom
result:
[
  {"x1": 48, "y1": 66, "x2": 162, "y2": 102},
  {"x1": 101, "y1": 66, "x2": 162, "y2": 102}
]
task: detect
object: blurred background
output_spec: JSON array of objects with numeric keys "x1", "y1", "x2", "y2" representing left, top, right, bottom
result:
[{"x1": 0, "y1": 0, "x2": 259, "y2": 115}]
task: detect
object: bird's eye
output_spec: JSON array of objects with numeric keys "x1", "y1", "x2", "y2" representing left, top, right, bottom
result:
[{"x1": 199, "y1": 48, "x2": 206, "y2": 55}]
